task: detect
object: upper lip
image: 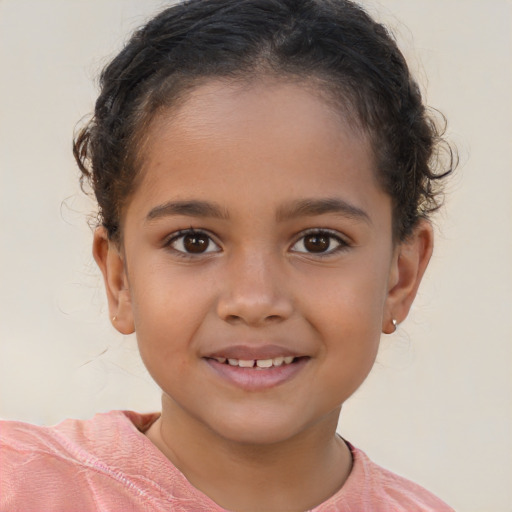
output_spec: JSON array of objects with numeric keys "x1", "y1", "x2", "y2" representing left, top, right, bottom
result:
[{"x1": 204, "y1": 344, "x2": 304, "y2": 360}]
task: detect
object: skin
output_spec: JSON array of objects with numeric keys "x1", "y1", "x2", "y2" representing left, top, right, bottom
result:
[{"x1": 94, "y1": 79, "x2": 433, "y2": 512}]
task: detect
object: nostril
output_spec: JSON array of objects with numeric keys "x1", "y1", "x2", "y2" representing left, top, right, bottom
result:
[
  {"x1": 225, "y1": 313, "x2": 284, "y2": 325},
  {"x1": 217, "y1": 293, "x2": 293, "y2": 326}
]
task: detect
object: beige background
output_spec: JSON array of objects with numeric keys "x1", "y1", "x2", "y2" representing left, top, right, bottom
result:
[{"x1": 1, "y1": 1, "x2": 511, "y2": 510}]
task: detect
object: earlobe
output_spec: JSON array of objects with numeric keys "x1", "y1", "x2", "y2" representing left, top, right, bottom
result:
[
  {"x1": 92, "y1": 227, "x2": 135, "y2": 335},
  {"x1": 383, "y1": 220, "x2": 434, "y2": 333}
]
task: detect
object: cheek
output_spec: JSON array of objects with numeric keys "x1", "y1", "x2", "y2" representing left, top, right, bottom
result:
[
  {"x1": 293, "y1": 253, "x2": 390, "y2": 381},
  {"x1": 128, "y1": 263, "x2": 216, "y2": 363},
  {"x1": 296, "y1": 256, "x2": 390, "y2": 328}
]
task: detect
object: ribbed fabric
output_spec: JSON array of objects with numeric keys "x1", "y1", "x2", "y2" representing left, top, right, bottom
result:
[{"x1": 0, "y1": 410, "x2": 453, "y2": 511}]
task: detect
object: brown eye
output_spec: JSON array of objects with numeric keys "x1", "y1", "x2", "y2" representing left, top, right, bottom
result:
[
  {"x1": 291, "y1": 230, "x2": 345, "y2": 255},
  {"x1": 169, "y1": 230, "x2": 221, "y2": 255},
  {"x1": 303, "y1": 234, "x2": 330, "y2": 252},
  {"x1": 183, "y1": 233, "x2": 210, "y2": 253}
]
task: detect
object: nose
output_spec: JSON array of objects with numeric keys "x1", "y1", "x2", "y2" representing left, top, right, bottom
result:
[{"x1": 216, "y1": 248, "x2": 294, "y2": 326}]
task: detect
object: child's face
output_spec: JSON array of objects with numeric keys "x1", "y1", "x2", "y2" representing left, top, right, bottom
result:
[{"x1": 110, "y1": 79, "x2": 402, "y2": 444}]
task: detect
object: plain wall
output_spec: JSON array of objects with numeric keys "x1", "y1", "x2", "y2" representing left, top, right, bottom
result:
[{"x1": 0, "y1": 1, "x2": 511, "y2": 511}]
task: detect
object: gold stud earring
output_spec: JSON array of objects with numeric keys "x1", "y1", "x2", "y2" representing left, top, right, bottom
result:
[{"x1": 112, "y1": 316, "x2": 117, "y2": 322}]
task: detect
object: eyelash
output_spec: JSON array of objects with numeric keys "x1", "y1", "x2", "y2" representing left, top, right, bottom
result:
[
  {"x1": 290, "y1": 228, "x2": 350, "y2": 257},
  {"x1": 163, "y1": 228, "x2": 220, "y2": 258},
  {"x1": 163, "y1": 228, "x2": 350, "y2": 258}
]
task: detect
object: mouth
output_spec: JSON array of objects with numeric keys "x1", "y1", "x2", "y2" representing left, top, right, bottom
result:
[
  {"x1": 207, "y1": 355, "x2": 306, "y2": 369},
  {"x1": 203, "y1": 350, "x2": 310, "y2": 391}
]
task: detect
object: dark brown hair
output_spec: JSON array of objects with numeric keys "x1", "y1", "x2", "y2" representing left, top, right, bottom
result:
[{"x1": 74, "y1": 0, "x2": 455, "y2": 242}]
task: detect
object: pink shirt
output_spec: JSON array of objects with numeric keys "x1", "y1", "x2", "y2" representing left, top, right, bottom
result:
[{"x1": 1, "y1": 410, "x2": 453, "y2": 511}]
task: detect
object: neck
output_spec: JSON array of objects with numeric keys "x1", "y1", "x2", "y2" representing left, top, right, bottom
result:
[{"x1": 145, "y1": 394, "x2": 352, "y2": 512}]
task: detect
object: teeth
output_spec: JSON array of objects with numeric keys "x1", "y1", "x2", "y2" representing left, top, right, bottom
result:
[
  {"x1": 218, "y1": 356, "x2": 296, "y2": 368},
  {"x1": 256, "y1": 359, "x2": 273, "y2": 368}
]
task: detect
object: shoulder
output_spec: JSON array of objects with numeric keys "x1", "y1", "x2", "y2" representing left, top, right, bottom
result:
[
  {"x1": 0, "y1": 411, "x2": 221, "y2": 512},
  {"x1": 0, "y1": 410, "x2": 157, "y2": 463},
  {"x1": 0, "y1": 411, "x2": 168, "y2": 511},
  {"x1": 314, "y1": 442, "x2": 455, "y2": 512}
]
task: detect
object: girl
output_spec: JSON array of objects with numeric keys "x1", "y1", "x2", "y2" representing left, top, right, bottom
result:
[{"x1": 1, "y1": 0, "x2": 456, "y2": 510}]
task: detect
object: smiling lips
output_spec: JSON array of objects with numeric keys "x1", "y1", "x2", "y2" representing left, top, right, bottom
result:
[{"x1": 204, "y1": 346, "x2": 309, "y2": 390}]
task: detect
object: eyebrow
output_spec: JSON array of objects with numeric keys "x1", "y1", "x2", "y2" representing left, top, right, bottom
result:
[
  {"x1": 146, "y1": 200, "x2": 230, "y2": 222},
  {"x1": 276, "y1": 198, "x2": 371, "y2": 224},
  {"x1": 145, "y1": 197, "x2": 370, "y2": 224}
]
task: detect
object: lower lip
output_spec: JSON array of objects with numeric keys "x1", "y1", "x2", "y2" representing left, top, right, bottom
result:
[{"x1": 204, "y1": 357, "x2": 309, "y2": 391}]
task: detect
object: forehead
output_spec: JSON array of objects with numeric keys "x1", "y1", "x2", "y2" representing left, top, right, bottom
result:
[{"x1": 129, "y1": 78, "x2": 385, "y2": 220}]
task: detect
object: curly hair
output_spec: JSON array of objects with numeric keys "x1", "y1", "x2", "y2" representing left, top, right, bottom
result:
[{"x1": 73, "y1": 0, "x2": 455, "y2": 242}]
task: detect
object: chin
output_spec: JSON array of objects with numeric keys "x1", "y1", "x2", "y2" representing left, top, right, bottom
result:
[
  {"x1": 218, "y1": 423, "x2": 303, "y2": 446},
  {"x1": 204, "y1": 408, "x2": 316, "y2": 447}
]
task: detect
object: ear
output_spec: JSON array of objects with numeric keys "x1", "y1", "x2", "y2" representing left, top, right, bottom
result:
[
  {"x1": 92, "y1": 227, "x2": 135, "y2": 335},
  {"x1": 382, "y1": 220, "x2": 434, "y2": 334}
]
